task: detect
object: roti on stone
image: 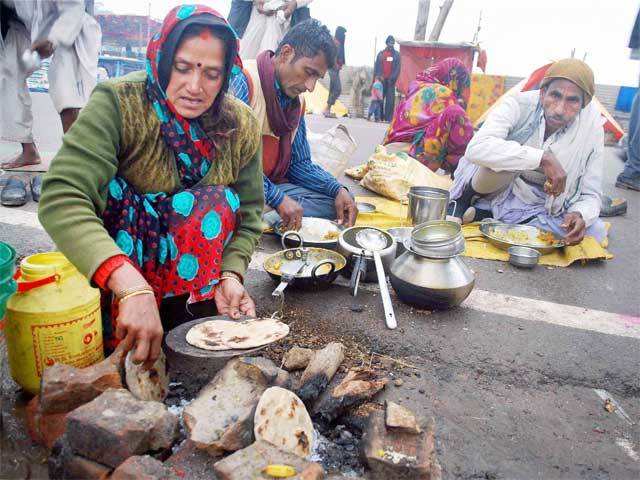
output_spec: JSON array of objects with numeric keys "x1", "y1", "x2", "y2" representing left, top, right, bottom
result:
[
  {"x1": 254, "y1": 386, "x2": 314, "y2": 458},
  {"x1": 124, "y1": 350, "x2": 169, "y2": 402},
  {"x1": 185, "y1": 318, "x2": 290, "y2": 351}
]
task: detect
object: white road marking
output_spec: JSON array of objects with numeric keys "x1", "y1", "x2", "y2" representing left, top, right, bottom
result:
[
  {"x1": 0, "y1": 218, "x2": 637, "y2": 340},
  {"x1": 615, "y1": 438, "x2": 640, "y2": 463},
  {"x1": 593, "y1": 389, "x2": 634, "y2": 426},
  {"x1": 249, "y1": 251, "x2": 640, "y2": 339},
  {"x1": 0, "y1": 207, "x2": 42, "y2": 230},
  {"x1": 465, "y1": 290, "x2": 640, "y2": 340}
]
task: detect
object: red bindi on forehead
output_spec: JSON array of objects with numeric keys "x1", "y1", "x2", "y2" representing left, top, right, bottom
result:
[{"x1": 199, "y1": 28, "x2": 214, "y2": 41}]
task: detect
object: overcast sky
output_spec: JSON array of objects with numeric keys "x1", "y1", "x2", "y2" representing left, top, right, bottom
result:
[{"x1": 99, "y1": 0, "x2": 639, "y2": 86}]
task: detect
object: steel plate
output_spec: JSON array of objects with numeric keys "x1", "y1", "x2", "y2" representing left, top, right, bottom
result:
[{"x1": 479, "y1": 222, "x2": 564, "y2": 255}]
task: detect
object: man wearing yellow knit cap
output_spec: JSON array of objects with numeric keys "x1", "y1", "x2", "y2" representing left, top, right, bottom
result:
[{"x1": 449, "y1": 59, "x2": 607, "y2": 246}]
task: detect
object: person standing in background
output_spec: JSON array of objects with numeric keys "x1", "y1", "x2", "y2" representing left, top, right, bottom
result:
[
  {"x1": 0, "y1": 0, "x2": 101, "y2": 206},
  {"x1": 324, "y1": 25, "x2": 345, "y2": 118},
  {"x1": 237, "y1": 0, "x2": 315, "y2": 60},
  {"x1": 374, "y1": 35, "x2": 401, "y2": 122},
  {"x1": 368, "y1": 76, "x2": 384, "y2": 122},
  {"x1": 615, "y1": 6, "x2": 640, "y2": 192}
]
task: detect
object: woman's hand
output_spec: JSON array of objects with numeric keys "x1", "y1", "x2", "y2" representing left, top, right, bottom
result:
[
  {"x1": 214, "y1": 277, "x2": 256, "y2": 319},
  {"x1": 107, "y1": 262, "x2": 163, "y2": 368}
]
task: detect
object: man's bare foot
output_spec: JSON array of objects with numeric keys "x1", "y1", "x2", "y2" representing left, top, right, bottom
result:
[{"x1": 1, "y1": 144, "x2": 42, "y2": 169}]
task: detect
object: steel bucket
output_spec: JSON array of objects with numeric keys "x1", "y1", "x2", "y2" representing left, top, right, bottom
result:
[{"x1": 406, "y1": 187, "x2": 453, "y2": 225}]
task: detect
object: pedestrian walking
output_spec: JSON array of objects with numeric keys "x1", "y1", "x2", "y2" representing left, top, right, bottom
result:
[
  {"x1": 324, "y1": 26, "x2": 346, "y2": 118},
  {"x1": 374, "y1": 35, "x2": 401, "y2": 122}
]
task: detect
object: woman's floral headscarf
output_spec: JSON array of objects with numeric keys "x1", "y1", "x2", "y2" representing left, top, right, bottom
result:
[
  {"x1": 145, "y1": 4, "x2": 242, "y2": 187},
  {"x1": 416, "y1": 57, "x2": 471, "y2": 107}
]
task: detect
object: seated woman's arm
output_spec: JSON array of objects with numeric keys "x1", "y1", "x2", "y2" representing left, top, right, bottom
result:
[
  {"x1": 38, "y1": 83, "x2": 124, "y2": 282},
  {"x1": 222, "y1": 142, "x2": 264, "y2": 278}
]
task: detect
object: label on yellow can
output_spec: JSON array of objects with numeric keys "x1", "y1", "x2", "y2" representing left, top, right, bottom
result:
[{"x1": 30, "y1": 305, "x2": 103, "y2": 377}]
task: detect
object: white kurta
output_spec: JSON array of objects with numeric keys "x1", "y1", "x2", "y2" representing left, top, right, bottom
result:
[
  {"x1": 239, "y1": 0, "x2": 314, "y2": 60},
  {"x1": 0, "y1": 0, "x2": 101, "y2": 142}
]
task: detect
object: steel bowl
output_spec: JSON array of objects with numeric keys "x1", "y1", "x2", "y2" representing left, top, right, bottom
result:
[
  {"x1": 388, "y1": 227, "x2": 412, "y2": 257},
  {"x1": 274, "y1": 217, "x2": 343, "y2": 249},
  {"x1": 508, "y1": 246, "x2": 540, "y2": 269}
]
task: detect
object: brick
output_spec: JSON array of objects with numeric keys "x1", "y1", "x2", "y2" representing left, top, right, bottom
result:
[
  {"x1": 40, "y1": 351, "x2": 123, "y2": 414},
  {"x1": 385, "y1": 401, "x2": 422, "y2": 434},
  {"x1": 25, "y1": 396, "x2": 68, "y2": 449},
  {"x1": 361, "y1": 411, "x2": 441, "y2": 480},
  {"x1": 49, "y1": 435, "x2": 112, "y2": 479},
  {"x1": 183, "y1": 357, "x2": 277, "y2": 456},
  {"x1": 111, "y1": 455, "x2": 169, "y2": 480},
  {"x1": 165, "y1": 439, "x2": 220, "y2": 480},
  {"x1": 213, "y1": 440, "x2": 324, "y2": 480},
  {"x1": 65, "y1": 388, "x2": 178, "y2": 468}
]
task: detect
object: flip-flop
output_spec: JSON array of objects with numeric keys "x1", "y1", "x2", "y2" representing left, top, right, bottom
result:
[
  {"x1": 599, "y1": 195, "x2": 627, "y2": 217},
  {"x1": 31, "y1": 175, "x2": 42, "y2": 202},
  {"x1": 1, "y1": 176, "x2": 27, "y2": 206}
]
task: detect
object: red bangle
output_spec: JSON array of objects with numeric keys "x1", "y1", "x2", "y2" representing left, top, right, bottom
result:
[{"x1": 93, "y1": 255, "x2": 131, "y2": 290}]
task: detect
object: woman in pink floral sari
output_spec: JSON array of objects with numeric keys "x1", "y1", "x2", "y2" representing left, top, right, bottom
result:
[{"x1": 383, "y1": 58, "x2": 474, "y2": 173}]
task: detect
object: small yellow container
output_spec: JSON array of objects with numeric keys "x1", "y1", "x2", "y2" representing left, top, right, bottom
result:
[{"x1": 5, "y1": 252, "x2": 103, "y2": 394}]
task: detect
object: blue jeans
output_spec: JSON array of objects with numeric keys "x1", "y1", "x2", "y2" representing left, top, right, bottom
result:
[
  {"x1": 263, "y1": 183, "x2": 338, "y2": 226},
  {"x1": 621, "y1": 91, "x2": 640, "y2": 178},
  {"x1": 368, "y1": 100, "x2": 383, "y2": 121}
]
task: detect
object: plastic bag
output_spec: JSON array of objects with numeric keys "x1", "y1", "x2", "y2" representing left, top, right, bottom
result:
[
  {"x1": 357, "y1": 145, "x2": 452, "y2": 201},
  {"x1": 307, "y1": 124, "x2": 357, "y2": 178}
]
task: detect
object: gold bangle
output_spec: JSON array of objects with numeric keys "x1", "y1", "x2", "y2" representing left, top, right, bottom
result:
[
  {"x1": 219, "y1": 275, "x2": 243, "y2": 287},
  {"x1": 119, "y1": 289, "x2": 155, "y2": 304},
  {"x1": 115, "y1": 285, "x2": 153, "y2": 301},
  {"x1": 220, "y1": 271, "x2": 243, "y2": 284}
]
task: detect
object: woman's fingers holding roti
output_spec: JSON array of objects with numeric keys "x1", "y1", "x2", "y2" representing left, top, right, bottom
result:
[{"x1": 239, "y1": 291, "x2": 257, "y2": 317}]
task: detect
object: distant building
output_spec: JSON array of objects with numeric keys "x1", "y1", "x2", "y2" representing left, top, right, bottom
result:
[{"x1": 96, "y1": 14, "x2": 162, "y2": 58}]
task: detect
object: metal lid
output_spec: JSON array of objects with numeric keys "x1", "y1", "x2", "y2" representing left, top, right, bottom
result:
[
  {"x1": 411, "y1": 221, "x2": 462, "y2": 245},
  {"x1": 409, "y1": 220, "x2": 465, "y2": 258}
]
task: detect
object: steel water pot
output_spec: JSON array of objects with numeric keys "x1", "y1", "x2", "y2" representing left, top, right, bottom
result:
[{"x1": 390, "y1": 247, "x2": 475, "y2": 310}]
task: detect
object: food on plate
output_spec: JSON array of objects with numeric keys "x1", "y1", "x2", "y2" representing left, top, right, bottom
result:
[
  {"x1": 491, "y1": 228, "x2": 530, "y2": 244},
  {"x1": 186, "y1": 318, "x2": 289, "y2": 351},
  {"x1": 537, "y1": 230, "x2": 557, "y2": 245},
  {"x1": 322, "y1": 230, "x2": 340, "y2": 241}
]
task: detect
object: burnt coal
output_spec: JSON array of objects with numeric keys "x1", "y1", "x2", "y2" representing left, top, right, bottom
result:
[{"x1": 311, "y1": 423, "x2": 364, "y2": 477}]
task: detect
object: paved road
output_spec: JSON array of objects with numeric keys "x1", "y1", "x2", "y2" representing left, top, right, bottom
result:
[{"x1": 1, "y1": 94, "x2": 639, "y2": 479}]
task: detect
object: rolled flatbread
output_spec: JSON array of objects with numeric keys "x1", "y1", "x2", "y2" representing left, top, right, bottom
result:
[{"x1": 185, "y1": 318, "x2": 289, "y2": 351}]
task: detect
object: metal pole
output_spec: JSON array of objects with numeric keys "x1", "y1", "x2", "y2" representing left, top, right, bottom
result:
[
  {"x1": 414, "y1": 0, "x2": 431, "y2": 41},
  {"x1": 428, "y1": 0, "x2": 454, "y2": 42}
]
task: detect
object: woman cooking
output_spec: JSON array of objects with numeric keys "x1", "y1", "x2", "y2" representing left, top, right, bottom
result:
[
  {"x1": 38, "y1": 5, "x2": 264, "y2": 367},
  {"x1": 383, "y1": 58, "x2": 474, "y2": 174}
]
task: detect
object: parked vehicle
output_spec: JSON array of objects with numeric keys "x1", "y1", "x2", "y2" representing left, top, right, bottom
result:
[{"x1": 27, "y1": 55, "x2": 144, "y2": 93}]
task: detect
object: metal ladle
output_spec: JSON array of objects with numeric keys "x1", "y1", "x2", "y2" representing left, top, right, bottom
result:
[{"x1": 355, "y1": 228, "x2": 397, "y2": 329}]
